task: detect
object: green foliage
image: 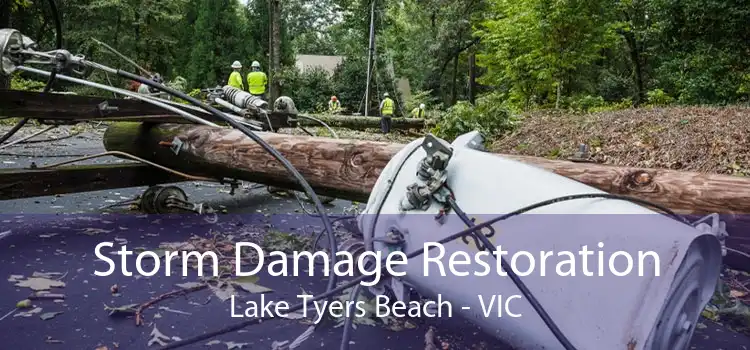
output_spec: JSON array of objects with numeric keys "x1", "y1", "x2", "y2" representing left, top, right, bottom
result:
[
  {"x1": 569, "y1": 95, "x2": 606, "y2": 113},
  {"x1": 277, "y1": 66, "x2": 335, "y2": 113},
  {"x1": 646, "y1": 89, "x2": 674, "y2": 106},
  {"x1": 10, "y1": 74, "x2": 47, "y2": 91},
  {"x1": 405, "y1": 89, "x2": 439, "y2": 117},
  {"x1": 431, "y1": 93, "x2": 517, "y2": 141}
]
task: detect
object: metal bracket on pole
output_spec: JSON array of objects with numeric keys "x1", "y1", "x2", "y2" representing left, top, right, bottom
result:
[{"x1": 97, "y1": 101, "x2": 119, "y2": 116}]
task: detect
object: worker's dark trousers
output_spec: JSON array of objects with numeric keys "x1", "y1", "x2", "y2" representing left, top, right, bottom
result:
[{"x1": 380, "y1": 116, "x2": 392, "y2": 133}]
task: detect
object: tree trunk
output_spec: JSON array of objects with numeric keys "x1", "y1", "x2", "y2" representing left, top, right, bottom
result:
[
  {"x1": 621, "y1": 13, "x2": 645, "y2": 106},
  {"x1": 300, "y1": 115, "x2": 433, "y2": 131},
  {"x1": 0, "y1": 0, "x2": 11, "y2": 90},
  {"x1": 451, "y1": 54, "x2": 459, "y2": 105},
  {"x1": 269, "y1": 0, "x2": 281, "y2": 102},
  {"x1": 468, "y1": 49, "x2": 476, "y2": 104}
]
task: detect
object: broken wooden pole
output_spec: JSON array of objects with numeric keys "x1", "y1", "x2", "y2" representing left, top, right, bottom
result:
[
  {"x1": 103, "y1": 122, "x2": 750, "y2": 215},
  {"x1": 0, "y1": 163, "x2": 186, "y2": 200},
  {"x1": 103, "y1": 122, "x2": 750, "y2": 269},
  {"x1": 299, "y1": 114, "x2": 433, "y2": 131}
]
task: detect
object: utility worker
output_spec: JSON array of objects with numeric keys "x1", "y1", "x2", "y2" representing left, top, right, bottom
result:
[
  {"x1": 379, "y1": 92, "x2": 394, "y2": 134},
  {"x1": 328, "y1": 96, "x2": 341, "y2": 113},
  {"x1": 246, "y1": 61, "x2": 268, "y2": 100},
  {"x1": 228, "y1": 61, "x2": 243, "y2": 90},
  {"x1": 411, "y1": 103, "x2": 426, "y2": 118},
  {"x1": 138, "y1": 73, "x2": 163, "y2": 94}
]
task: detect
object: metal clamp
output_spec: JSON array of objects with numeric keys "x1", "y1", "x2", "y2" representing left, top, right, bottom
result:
[
  {"x1": 399, "y1": 134, "x2": 454, "y2": 212},
  {"x1": 97, "y1": 101, "x2": 119, "y2": 116},
  {"x1": 691, "y1": 213, "x2": 729, "y2": 256}
]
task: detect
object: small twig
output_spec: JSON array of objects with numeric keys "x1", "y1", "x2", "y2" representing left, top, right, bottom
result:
[
  {"x1": 29, "y1": 292, "x2": 65, "y2": 300},
  {"x1": 0, "y1": 308, "x2": 17, "y2": 322},
  {"x1": 135, "y1": 283, "x2": 207, "y2": 326}
]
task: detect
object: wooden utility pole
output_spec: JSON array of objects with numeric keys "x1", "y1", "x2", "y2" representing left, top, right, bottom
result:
[
  {"x1": 364, "y1": 0, "x2": 376, "y2": 116},
  {"x1": 104, "y1": 122, "x2": 750, "y2": 216},
  {"x1": 268, "y1": 0, "x2": 281, "y2": 102},
  {"x1": 102, "y1": 122, "x2": 750, "y2": 270}
]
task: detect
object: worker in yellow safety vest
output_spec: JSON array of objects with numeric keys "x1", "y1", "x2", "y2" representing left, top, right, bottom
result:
[
  {"x1": 246, "y1": 61, "x2": 268, "y2": 100},
  {"x1": 410, "y1": 103, "x2": 426, "y2": 118},
  {"x1": 328, "y1": 96, "x2": 341, "y2": 113},
  {"x1": 227, "y1": 61, "x2": 244, "y2": 90},
  {"x1": 379, "y1": 92, "x2": 394, "y2": 133}
]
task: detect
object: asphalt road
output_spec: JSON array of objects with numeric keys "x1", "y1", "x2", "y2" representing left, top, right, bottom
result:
[{"x1": 0, "y1": 125, "x2": 748, "y2": 350}]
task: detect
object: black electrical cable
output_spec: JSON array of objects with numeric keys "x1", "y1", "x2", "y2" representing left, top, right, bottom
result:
[
  {"x1": 337, "y1": 190, "x2": 687, "y2": 350},
  {"x1": 163, "y1": 192, "x2": 683, "y2": 350},
  {"x1": 339, "y1": 284, "x2": 363, "y2": 350},
  {"x1": 119, "y1": 71, "x2": 340, "y2": 295},
  {"x1": 0, "y1": 0, "x2": 62, "y2": 145},
  {"x1": 448, "y1": 195, "x2": 572, "y2": 349}
]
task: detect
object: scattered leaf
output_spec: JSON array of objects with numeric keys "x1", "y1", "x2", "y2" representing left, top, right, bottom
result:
[
  {"x1": 81, "y1": 228, "x2": 113, "y2": 236},
  {"x1": 225, "y1": 341, "x2": 249, "y2": 349},
  {"x1": 176, "y1": 282, "x2": 204, "y2": 290},
  {"x1": 40, "y1": 311, "x2": 63, "y2": 320},
  {"x1": 147, "y1": 326, "x2": 171, "y2": 347},
  {"x1": 14, "y1": 307, "x2": 42, "y2": 317},
  {"x1": 730, "y1": 290, "x2": 748, "y2": 298},
  {"x1": 15, "y1": 277, "x2": 65, "y2": 291},
  {"x1": 7, "y1": 274, "x2": 23, "y2": 282},
  {"x1": 209, "y1": 283, "x2": 236, "y2": 302},
  {"x1": 205, "y1": 340, "x2": 221, "y2": 346},
  {"x1": 110, "y1": 284, "x2": 119, "y2": 294},
  {"x1": 39, "y1": 233, "x2": 59, "y2": 238},
  {"x1": 95, "y1": 346, "x2": 109, "y2": 350},
  {"x1": 231, "y1": 276, "x2": 272, "y2": 294},
  {"x1": 104, "y1": 303, "x2": 139, "y2": 316},
  {"x1": 45, "y1": 336, "x2": 63, "y2": 344},
  {"x1": 32, "y1": 271, "x2": 64, "y2": 279},
  {"x1": 270, "y1": 340, "x2": 289, "y2": 350},
  {"x1": 16, "y1": 299, "x2": 32, "y2": 308}
]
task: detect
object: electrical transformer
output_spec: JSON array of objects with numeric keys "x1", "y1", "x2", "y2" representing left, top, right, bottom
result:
[{"x1": 358, "y1": 131, "x2": 724, "y2": 350}]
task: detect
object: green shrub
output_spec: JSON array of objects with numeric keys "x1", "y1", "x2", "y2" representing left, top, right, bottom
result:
[
  {"x1": 431, "y1": 93, "x2": 517, "y2": 141},
  {"x1": 646, "y1": 88, "x2": 674, "y2": 106},
  {"x1": 569, "y1": 95, "x2": 606, "y2": 113}
]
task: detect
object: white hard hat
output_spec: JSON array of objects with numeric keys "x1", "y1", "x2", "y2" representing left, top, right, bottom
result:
[
  {"x1": 383, "y1": 92, "x2": 389, "y2": 97},
  {"x1": 231, "y1": 61, "x2": 242, "y2": 69},
  {"x1": 251, "y1": 61, "x2": 261, "y2": 68},
  {"x1": 420, "y1": 103, "x2": 425, "y2": 109}
]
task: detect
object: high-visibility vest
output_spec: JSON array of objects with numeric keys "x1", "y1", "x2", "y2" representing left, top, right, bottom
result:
[
  {"x1": 411, "y1": 107, "x2": 424, "y2": 118},
  {"x1": 329, "y1": 100, "x2": 340, "y2": 110},
  {"x1": 381, "y1": 98, "x2": 394, "y2": 115},
  {"x1": 228, "y1": 71, "x2": 243, "y2": 90},
  {"x1": 246, "y1": 71, "x2": 268, "y2": 95}
]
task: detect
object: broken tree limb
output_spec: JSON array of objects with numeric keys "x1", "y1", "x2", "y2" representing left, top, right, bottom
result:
[
  {"x1": 299, "y1": 114, "x2": 433, "y2": 131},
  {"x1": 103, "y1": 122, "x2": 750, "y2": 269}
]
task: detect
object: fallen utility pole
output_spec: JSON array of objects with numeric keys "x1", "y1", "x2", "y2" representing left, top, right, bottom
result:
[
  {"x1": 103, "y1": 122, "x2": 750, "y2": 268},
  {"x1": 301, "y1": 114, "x2": 433, "y2": 131},
  {"x1": 104, "y1": 122, "x2": 750, "y2": 215}
]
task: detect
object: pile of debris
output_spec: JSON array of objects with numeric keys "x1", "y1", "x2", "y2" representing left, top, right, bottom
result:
[{"x1": 490, "y1": 106, "x2": 750, "y2": 176}]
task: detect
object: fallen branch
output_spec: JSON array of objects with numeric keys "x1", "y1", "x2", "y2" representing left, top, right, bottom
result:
[{"x1": 135, "y1": 283, "x2": 207, "y2": 326}]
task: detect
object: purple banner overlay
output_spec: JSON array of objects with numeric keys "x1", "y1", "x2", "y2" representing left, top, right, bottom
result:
[{"x1": 0, "y1": 213, "x2": 747, "y2": 349}]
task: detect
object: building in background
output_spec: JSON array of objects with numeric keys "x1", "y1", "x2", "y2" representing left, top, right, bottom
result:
[{"x1": 294, "y1": 54, "x2": 412, "y2": 104}]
